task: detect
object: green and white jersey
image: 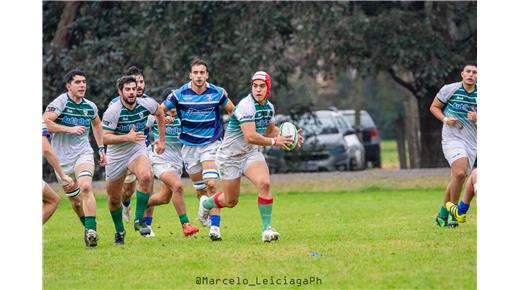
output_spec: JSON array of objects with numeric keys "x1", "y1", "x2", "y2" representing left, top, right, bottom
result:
[
  {"x1": 436, "y1": 82, "x2": 477, "y2": 150},
  {"x1": 219, "y1": 94, "x2": 275, "y2": 157},
  {"x1": 147, "y1": 113, "x2": 182, "y2": 162},
  {"x1": 45, "y1": 93, "x2": 97, "y2": 165},
  {"x1": 102, "y1": 97, "x2": 158, "y2": 161}
]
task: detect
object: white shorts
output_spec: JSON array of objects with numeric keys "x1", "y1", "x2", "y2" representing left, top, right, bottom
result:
[
  {"x1": 216, "y1": 150, "x2": 265, "y2": 180},
  {"x1": 152, "y1": 162, "x2": 183, "y2": 179},
  {"x1": 442, "y1": 140, "x2": 476, "y2": 175},
  {"x1": 106, "y1": 149, "x2": 148, "y2": 181},
  {"x1": 60, "y1": 153, "x2": 95, "y2": 176},
  {"x1": 182, "y1": 141, "x2": 221, "y2": 175}
]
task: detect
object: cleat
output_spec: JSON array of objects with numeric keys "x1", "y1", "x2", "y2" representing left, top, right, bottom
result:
[
  {"x1": 85, "y1": 229, "x2": 98, "y2": 247},
  {"x1": 122, "y1": 203, "x2": 131, "y2": 223},
  {"x1": 447, "y1": 213, "x2": 459, "y2": 228},
  {"x1": 183, "y1": 223, "x2": 199, "y2": 237},
  {"x1": 144, "y1": 226, "x2": 156, "y2": 238},
  {"x1": 209, "y1": 226, "x2": 222, "y2": 241},
  {"x1": 435, "y1": 215, "x2": 447, "y2": 227},
  {"x1": 114, "y1": 231, "x2": 126, "y2": 245},
  {"x1": 446, "y1": 201, "x2": 467, "y2": 223},
  {"x1": 134, "y1": 219, "x2": 151, "y2": 236},
  {"x1": 262, "y1": 226, "x2": 280, "y2": 242},
  {"x1": 198, "y1": 195, "x2": 211, "y2": 227}
]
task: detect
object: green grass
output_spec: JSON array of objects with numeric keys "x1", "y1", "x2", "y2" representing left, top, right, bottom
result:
[
  {"x1": 43, "y1": 182, "x2": 476, "y2": 289},
  {"x1": 381, "y1": 139, "x2": 399, "y2": 169}
]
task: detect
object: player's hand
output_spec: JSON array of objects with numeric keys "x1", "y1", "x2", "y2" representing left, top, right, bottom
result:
[
  {"x1": 98, "y1": 147, "x2": 107, "y2": 167},
  {"x1": 154, "y1": 139, "x2": 165, "y2": 154},
  {"x1": 445, "y1": 117, "x2": 462, "y2": 128},
  {"x1": 297, "y1": 128, "x2": 304, "y2": 148},
  {"x1": 467, "y1": 110, "x2": 477, "y2": 123},
  {"x1": 68, "y1": 126, "x2": 86, "y2": 135},
  {"x1": 273, "y1": 135, "x2": 293, "y2": 148},
  {"x1": 126, "y1": 125, "x2": 146, "y2": 143},
  {"x1": 164, "y1": 115, "x2": 174, "y2": 124},
  {"x1": 60, "y1": 175, "x2": 75, "y2": 192}
]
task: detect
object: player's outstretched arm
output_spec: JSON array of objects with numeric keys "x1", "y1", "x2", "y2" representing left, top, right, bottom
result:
[
  {"x1": 42, "y1": 136, "x2": 74, "y2": 191},
  {"x1": 91, "y1": 116, "x2": 106, "y2": 166},
  {"x1": 153, "y1": 106, "x2": 166, "y2": 154},
  {"x1": 103, "y1": 126, "x2": 145, "y2": 145},
  {"x1": 241, "y1": 122, "x2": 292, "y2": 147},
  {"x1": 43, "y1": 111, "x2": 86, "y2": 135}
]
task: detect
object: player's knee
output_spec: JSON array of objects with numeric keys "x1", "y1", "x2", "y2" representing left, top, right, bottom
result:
[
  {"x1": 454, "y1": 170, "x2": 467, "y2": 181},
  {"x1": 172, "y1": 183, "x2": 183, "y2": 197},
  {"x1": 50, "y1": 193, "x2": 60, "y2": 206},
  {"x1": 257, "y1": 180, "x2": 270, "y2": 194},
  {"x1": 79, "y1": 182, "x2": 92, "y2": 195},
  {"x1": 138, "y1": 172, "x2": 153, "y2": 189}
]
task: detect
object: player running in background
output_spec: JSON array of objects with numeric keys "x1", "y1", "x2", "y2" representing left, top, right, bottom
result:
[
  {"x1": 43, "y1": 69, "x2": 106, "y2": 247},
  {"x1": 200, "y1": 71, "x2": 303, "y2": 242},
  {"x1": 42, "y1": 120, "x2": 75, "y2": 224},
  {"x1": 160, "y1": 59, "x2": 234, "y2": 241},
  {"x1": 446, "y1": 167, "x2": 477, "y2": 223},
  {"x1": 109, "y1": 66, "x2": 156, "y2": 236},
  {"x1": 430, "y1": 63, "x2": 477, "y2": 228},
  {"x1": 146, "y1": 107, "x2": 199, "y2": 236},
  {"x1": 102, "y1": 76, "x2": 166, "y2": 245}
]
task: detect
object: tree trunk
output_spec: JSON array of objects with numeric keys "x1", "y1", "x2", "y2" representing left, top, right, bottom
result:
[
  {"x1": 395, "y1": 116, "x2": 408, "y2": 169},
  {"x1": 51, "y1": 1, "x2": 81, "y2": 47},
  {"x1": 417, "y1": 94, "x2": 448, "y2": 168},
  {"x1": 404, "y1": 93, "x2": 421, "y2": 168}
]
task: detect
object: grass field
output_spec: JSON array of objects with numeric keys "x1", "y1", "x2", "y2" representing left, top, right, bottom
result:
[{"x1": 43, "y1": 175, "x2": 476, "y2": 289}]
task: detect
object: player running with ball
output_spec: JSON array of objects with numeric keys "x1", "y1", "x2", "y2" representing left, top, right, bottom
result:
[{"x1": 200, "y1": 71, "x2": 303, "y2": 242}]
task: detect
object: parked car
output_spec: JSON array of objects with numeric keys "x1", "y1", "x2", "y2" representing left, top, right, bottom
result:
[
  {"x1": 339, "y1": 110, "x2": 381, "y2": 168},
  {"x1": 265, "y1": 110, "x2": 364, "y2": 172}
]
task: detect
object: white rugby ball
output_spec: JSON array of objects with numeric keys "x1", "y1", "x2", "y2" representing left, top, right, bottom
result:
[{"x1": 279, "y1": 122, "x2": 298, "y2": 151}]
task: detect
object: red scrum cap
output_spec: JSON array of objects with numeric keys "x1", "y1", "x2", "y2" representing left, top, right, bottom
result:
[{"x1": 251, "y1": 71, "x2": 271, "y2": 97}]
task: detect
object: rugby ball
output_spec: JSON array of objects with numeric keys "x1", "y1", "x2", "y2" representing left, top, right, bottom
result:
[{"x1": 279, "y1": 122, "x2": 298, "y2": 151}]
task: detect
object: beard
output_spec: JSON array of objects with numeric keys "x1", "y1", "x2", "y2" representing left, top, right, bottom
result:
[{"x1": 123, "y1": 96, "x2": 136, "y2": 105}]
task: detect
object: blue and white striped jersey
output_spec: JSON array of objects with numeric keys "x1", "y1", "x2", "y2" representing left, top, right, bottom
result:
[{"x1": 163, "y1": 82, "x2": 229, "y2": 146}]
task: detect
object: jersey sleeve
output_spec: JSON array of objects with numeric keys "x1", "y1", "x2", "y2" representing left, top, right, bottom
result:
[
  {"x1": 436, "y1": 82, "x2": 461, "y2": 104},
  {"x1": 234, "y1": 100, "x2": 256, "y2": 124},
  {"x1": 163, "y1": 90, "x2": 178, "y2": 110},
  {"x1": 268, "y1": 102, "x2": 276, "y2": 124},
  {"x1": 146, "y1": 115, "x2": 156, "y2": 128},
  {"x1": 45, "y1": 95, "x2": 67, "y2": 116},
  {"x1": 219, "y1": 88, "x2": 230, "y2": 106},
  {"x1": 102, "y1": 105, "x2": 119, "y2": 131},
  {"x1": 139, "y1": 98, "x2": 159, "y2": 115},
  {"x1": 87, "y1": 100, "x2": 99, "y2": 120}
]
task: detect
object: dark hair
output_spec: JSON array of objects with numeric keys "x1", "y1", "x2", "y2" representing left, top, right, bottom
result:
[
  {"x1": 125, "y1": 66, "x2": 144, "y2": 77},
  {"x1": 117, "y1": 75, "x2": 137, "y2": 91},
  {"x1": 462, "y1": 62, "x2": 477, "y2": 71},
  {"x1": 190, "y1": 58, "x2": 209, "y2": 73},
  {"x1": 63, "y1": 69, "x2": 86, "y2": 85}
]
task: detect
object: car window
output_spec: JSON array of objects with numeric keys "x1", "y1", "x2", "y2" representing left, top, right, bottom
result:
[
  {"x1": 298, "y1": 115, "x2": 339, "y2": 135},
  {"x1": 361, "y1": 112, "x2": 376, "y2": 127}
]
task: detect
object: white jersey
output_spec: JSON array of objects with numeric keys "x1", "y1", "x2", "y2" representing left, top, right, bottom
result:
[
  {"x1": 436, "y1": 82, "x2": 477, "y2": 152},
  {"x1": 218, "y1": 94, "x2": 275, "y2": 158},
  {"x1": 102, "y1": 97, "x2": 158, "y2": 162},
  {"x1": 45, "y1": 93, "x2": 97, "y2": 165}
]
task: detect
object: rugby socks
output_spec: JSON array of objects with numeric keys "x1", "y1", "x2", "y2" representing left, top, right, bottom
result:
[
  {"x1": 179, "y1": 213, "x2": 189, "y2": 225},
  {"x1": 85, "y1": 216, "x2": 97, "y2": 231},
  {"x1": 144, "y1": 216, "x2": 153, "y2": 226},
  {"x1": 438, "y1": 206, "x2": 449, "y2": 220},
  {"x1": 458, "y1": 201, "x2": 470, "y2": 215},
  {"x1": 79, "y1": 216, "x2": 86, "y2": 227},
  {"x1": 135, "y1": 190, "x2": 151, "y2": 221},
  {"x1": 211, "y1": 215, "x2": 221, "y2": 227},
  {"x1": 122, "y1": 199, "x2": 131, "y2": 207},
  {"x1": 203, "y1": 192, "x2": 223, "y2": 209},
  {"x1": 258, "y1": 196, "x2": 273, "y2": 231},
  {"x1": 110, "y1": 206, "x2": 125, "y2": 233}
]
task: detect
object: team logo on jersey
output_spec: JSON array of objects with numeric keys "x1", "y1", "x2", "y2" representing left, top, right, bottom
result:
[
  {"x1": 83, "y1": 109, "x2": 89, "y2": 116},
  {"x1": 207, "y1": 94, "x2": 213, "y2": 102},
  {"x1": 139, "y1": 112, "x2": 144, "y2": 119},
  {"x1": 46, "y1": 107, "x2": 57, "y2": 112}
]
